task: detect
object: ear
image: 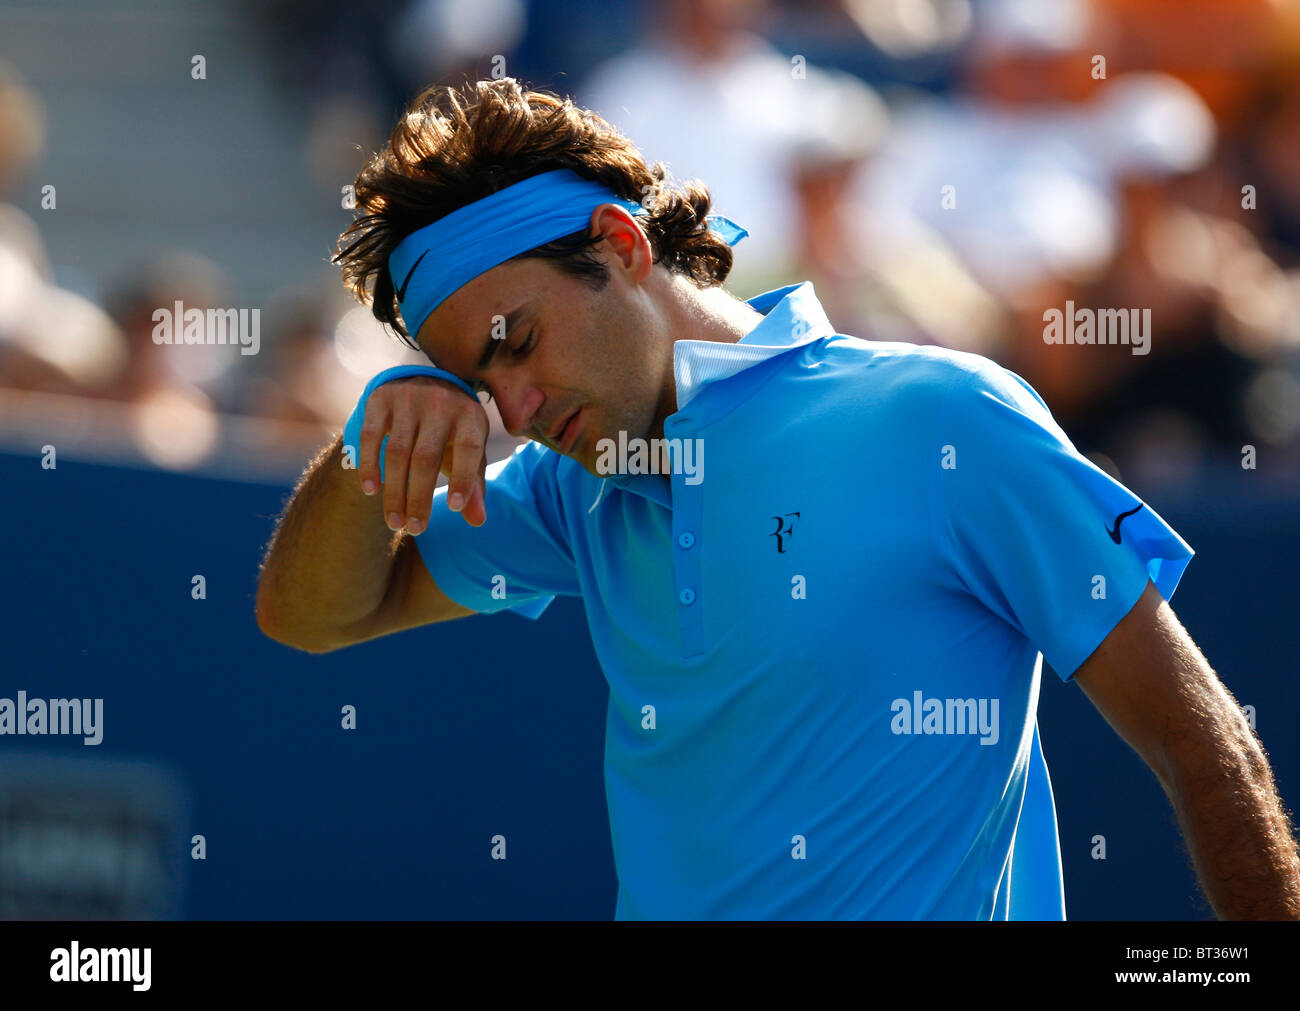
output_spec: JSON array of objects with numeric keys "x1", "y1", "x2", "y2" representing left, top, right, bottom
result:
[{"x1": 589, "y1": 202, "x2": 653, "y2": 284}]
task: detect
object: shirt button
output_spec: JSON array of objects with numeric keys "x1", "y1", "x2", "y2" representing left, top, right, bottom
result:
[
  {"x1": 677, "y1": 532, "x2": 695, "y2": 549},
  {"x1": 678, "y1": 588, "x2": 696, "y2": 605}
]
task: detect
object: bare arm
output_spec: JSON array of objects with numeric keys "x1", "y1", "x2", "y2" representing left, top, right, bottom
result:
[
  {"x1": 255, "y1": 376, "x2": 488, "y2": 652},
  {"x1": 1073, "y1": 580, "x2": 1300, "y2": 919}
]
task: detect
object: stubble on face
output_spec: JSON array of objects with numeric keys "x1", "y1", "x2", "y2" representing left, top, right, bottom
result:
[{"x1": 572, "y1": 272, "x2": 674, "y2": 471}]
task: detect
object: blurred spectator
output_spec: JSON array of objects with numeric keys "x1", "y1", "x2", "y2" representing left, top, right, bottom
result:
[
  {"x1": 1234, "y1": 59, "x2": 1300, "y2": 259},
  {"x1": 766, "y1": 0, "x2": 973, "y2": 88},
  {"x1": 852, "y1": 4, "x2": 1216, "y2": 314},
  {"x1": 99, "y1": 251, "x2": 239, "y2": 409},
  {"x1": 578, "y1": 0, "x2": 889, "y2": 321},
  {"x1": 0, "y1": 61, "x2": 127, "y2": 398},
  {"x1": 1, "y1": 0, "x2": 1297, "y2": 488},
  {"x1": 840, "y1": 0, "x2": 1300, "y2": 486},
  {"x1": 1095, "y1": 0, "x2": 1284, "y2": 124}
]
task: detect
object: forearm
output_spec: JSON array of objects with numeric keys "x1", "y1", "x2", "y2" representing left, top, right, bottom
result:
[
  {"x1": 1162, "y1": 715, "x2": 1300, "y2": 920},
  {"x1": 256, "y1": 433, "x2": 400, "y2": 649}
]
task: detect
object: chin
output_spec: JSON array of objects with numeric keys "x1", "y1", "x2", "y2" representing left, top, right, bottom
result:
[
  {"x1": 574, "y1": 425, "x2": 608, "y2": 476},
  {"x1": 573, "y1": 438, "x2": 599, "y2": 476}
]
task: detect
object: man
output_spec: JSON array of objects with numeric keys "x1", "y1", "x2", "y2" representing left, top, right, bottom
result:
[{"x1": 256, "y1": 78, "x2": 1300, "y2": 920}]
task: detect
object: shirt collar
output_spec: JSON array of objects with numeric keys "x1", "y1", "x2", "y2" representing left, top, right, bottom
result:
[{"x1": 672, "y1": 281, "x2": 836, "y2": 412}]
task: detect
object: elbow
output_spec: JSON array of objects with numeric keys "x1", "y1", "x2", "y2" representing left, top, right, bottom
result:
[
  {"x1": 253, "y1": 582, "x2": 288, "y2": 643},
  {"x1": 255, "y1": 588, "x2": 343, "y2": 655},
  {"x1": 257, "y1": 616, "x2": 343, "y2": 655}
]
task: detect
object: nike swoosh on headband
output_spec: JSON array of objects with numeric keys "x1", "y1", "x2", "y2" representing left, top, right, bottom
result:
[{"x1": 395, "y1": 249, "x2": 430, "y2": 302}]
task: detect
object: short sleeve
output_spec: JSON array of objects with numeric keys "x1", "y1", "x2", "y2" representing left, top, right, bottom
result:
[
  {"x1": 414, "y1": 442, "x2": 581, "y2": 619},
  {"x1": 932, "y1": 357, "x2": 1194, "y2": 681}
]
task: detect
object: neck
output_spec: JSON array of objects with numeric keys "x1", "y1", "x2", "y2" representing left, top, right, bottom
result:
[
  {"x1": 657, "y1": 279, "x2": 763, "y2": 424},
  {"x1": 684, "y1": 280, "x2": 765, "y2": 346}
]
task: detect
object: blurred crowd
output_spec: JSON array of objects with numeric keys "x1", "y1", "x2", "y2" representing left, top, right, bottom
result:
[{"x1": 2, "y1": 0, "x2": 1300, "y2": 487}]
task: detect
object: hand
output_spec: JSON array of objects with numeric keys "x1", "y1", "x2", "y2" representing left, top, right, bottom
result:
[{"x1": 356, "y1": 376, "x2": 489, "y2": 531}]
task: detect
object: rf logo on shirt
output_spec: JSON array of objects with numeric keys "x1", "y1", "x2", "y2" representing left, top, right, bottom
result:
[{"x1": 770, "y1": 512, "x2": 801, "y2": 553}]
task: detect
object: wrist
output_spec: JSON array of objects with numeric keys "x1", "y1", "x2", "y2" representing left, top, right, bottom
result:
[{"x1": 341, "y1": 365, "x2": 477, "y2": 481}]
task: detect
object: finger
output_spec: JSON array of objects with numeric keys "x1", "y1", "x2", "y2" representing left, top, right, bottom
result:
[
  {"x1": 445, "y1": 413, "x2": 487, "y2": 519},
  {"x1": 381, "y1": 412, "x2": 418, "y2": 530},
  {"x1": 462, "y1": 447, "x2": 488, "y2": 527},
  {"x1": 357, "y1": 396, "x2": 390, "y2": 496},
  {"x1": 403, "y1": 416, "x2": 449, "y2": 536}
]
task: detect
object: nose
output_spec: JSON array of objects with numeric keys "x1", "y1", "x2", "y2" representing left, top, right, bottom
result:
[{"x1": 493, "y1": 383, "x2": 544, "y2": 440}]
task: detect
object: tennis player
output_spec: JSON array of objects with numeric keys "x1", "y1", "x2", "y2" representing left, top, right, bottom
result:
[{"x1": 256, "y1": 78, "x2": 1300, "y2": 920}]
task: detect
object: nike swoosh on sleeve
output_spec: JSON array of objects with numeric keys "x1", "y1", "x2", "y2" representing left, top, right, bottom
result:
[{"x1": 1105, "y1": 503, "x2": 1145, "y2": 544}]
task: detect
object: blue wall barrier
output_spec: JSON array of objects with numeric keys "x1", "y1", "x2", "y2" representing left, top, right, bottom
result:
[{"x1": 1, "y1": 449, "x2": 1295, "y2": 919}]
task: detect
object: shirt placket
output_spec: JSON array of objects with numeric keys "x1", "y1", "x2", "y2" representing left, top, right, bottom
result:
[{"x1": 665, "y1": 413, "x2": 706, "y2": 658}]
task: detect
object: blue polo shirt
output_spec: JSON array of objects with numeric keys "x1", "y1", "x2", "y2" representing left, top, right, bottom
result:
[{"x1": 415, "y1": 282, "x2": 1195, "y2": 919}]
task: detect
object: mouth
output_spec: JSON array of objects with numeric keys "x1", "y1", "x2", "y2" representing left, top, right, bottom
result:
[{"x1": 552, "y1": 406, "x2": 584, "y2": 454}]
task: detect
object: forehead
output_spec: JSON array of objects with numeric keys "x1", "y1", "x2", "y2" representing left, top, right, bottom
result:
[{"x1": 414, "y1": 257, "x2": 549, "y2": 366}]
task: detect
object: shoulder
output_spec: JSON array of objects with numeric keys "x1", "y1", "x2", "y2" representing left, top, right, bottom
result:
[{"x1": 811, "y1": 336, "x2": 1020, "y2": 415}]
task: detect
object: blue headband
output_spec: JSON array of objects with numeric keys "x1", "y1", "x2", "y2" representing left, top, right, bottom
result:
[{"x1": 387, "y1": 168, "x2": 748, "y2": 339}]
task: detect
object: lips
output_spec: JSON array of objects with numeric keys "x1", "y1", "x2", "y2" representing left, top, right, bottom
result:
[
  {"x1": 547, "y1": 407, "x2": 579, "y2": 445},
  {"x1": 557, "y1": 407, "x2": 584, "y2": 453}
]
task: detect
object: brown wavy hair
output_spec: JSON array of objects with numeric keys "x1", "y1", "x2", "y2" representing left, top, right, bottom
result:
[{"x1": 333, "y1": 77, "x2": 736, "y2": 350}]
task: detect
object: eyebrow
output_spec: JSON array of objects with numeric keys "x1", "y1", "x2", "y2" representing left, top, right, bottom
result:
[{"x1": 476, "y1": 305, "x2": 530, "y2": 372}]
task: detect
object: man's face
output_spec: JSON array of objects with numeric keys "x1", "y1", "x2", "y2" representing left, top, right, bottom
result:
[{"x1": 415, "y1": 238, "x2": 674, "y2": 476}]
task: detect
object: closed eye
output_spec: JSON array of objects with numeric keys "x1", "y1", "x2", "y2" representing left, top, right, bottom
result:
[
  {"x1": 474, "y1": 329, "x2": 536, "y2": 403},
  {"x1": 511, "y1": 329, "x2": 536, "y2": 359}
]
